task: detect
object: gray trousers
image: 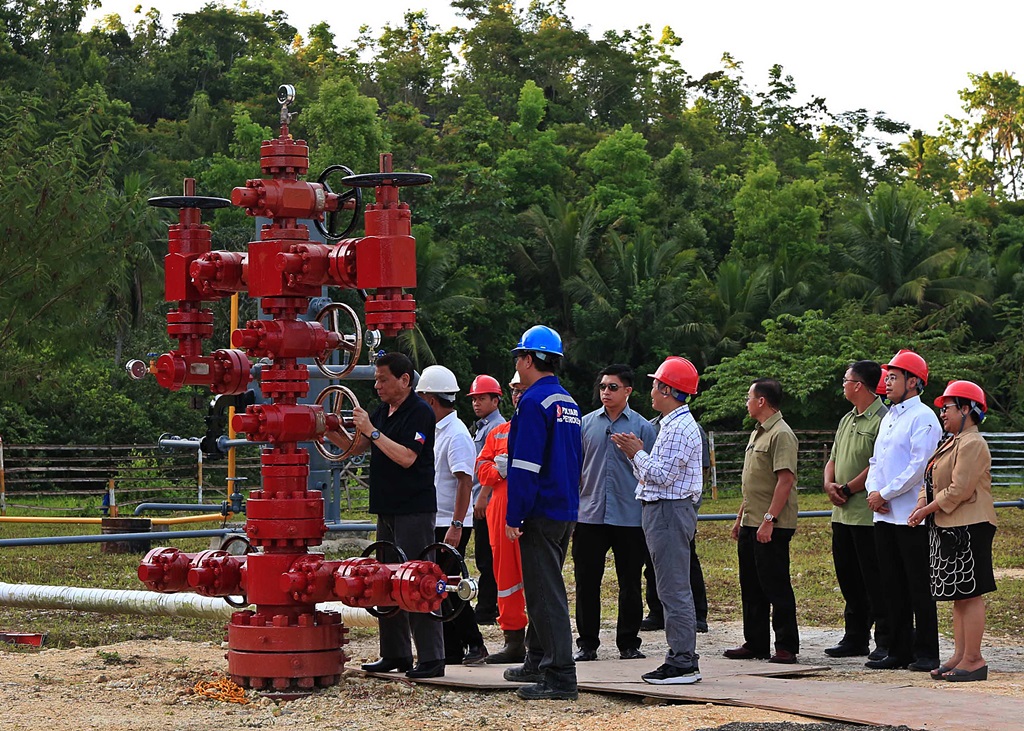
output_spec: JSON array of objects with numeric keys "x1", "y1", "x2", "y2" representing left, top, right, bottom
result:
[
  {"x1": 642, "y1": 499, "x2": 699, "y2": 668},
  {"x1": 520, "y1": 516, "x2": 577, "y2": 690},
  {"x1": 375, "y1": 512, "x2": 444, "y2": 663}
]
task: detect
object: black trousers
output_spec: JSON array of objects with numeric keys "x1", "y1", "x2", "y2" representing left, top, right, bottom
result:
[
  {"x1": 572, "y1": 523, "x2": 645, "y2": 653},
  {"x1": 434, "y1": 526, "x2": 484, "y2": 661},
  {"x1": 473, "y1": 518, "x2": 499, "y2": 618},
  {"x1": 873, "y1": 521, "x2": 938, "y2": 662},
  {"x1": 737, "y1": 525, "x2": 799, "y2": 654},
  {"x1": 832, "y1": 522, "x2": 890, "y2": 650},
  {"x1": 376, "y1": 513, "x2": 443, "y2": 662},
  {"x1": 644, "y1": 534, "x2": 707, "y2": 623},
  {"x1": 521, "y1": 516, "x2": 577, "y2": 691}
]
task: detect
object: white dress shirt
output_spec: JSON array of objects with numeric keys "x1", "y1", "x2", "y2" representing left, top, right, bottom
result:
[
  {"x1": 433, "y1": 411, "x2": 477, "y2": 528},
  {"x1": 865, "y1": 395, "x2": 941, "y2": 525}
]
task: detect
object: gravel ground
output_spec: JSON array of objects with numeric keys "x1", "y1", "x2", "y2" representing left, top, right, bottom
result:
[{"x1": 1, "y1": 618, "x2": 1021, "y2": 731}]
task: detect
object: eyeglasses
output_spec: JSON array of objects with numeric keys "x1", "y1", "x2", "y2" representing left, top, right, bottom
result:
[
  {"x1": 841, "y1": 378, "x2": 863, "y2": 386},
  {"x1": 884, "y1": 373, "x2": 900, "y2": 383},
  {"x1": 598, "y1": 383, "x2": 621, "y2": 392},
  {"x1": 938, "y1": 404, "x2": 957, "y2": 413}
]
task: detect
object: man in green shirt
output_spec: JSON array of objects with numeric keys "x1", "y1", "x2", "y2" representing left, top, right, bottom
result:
[
  {"x1": 725, "y1": 378, "x2": 800, "y2": 664},
  {"x1": 822, "y1": 360, "x2": 890, "y2": 660}
]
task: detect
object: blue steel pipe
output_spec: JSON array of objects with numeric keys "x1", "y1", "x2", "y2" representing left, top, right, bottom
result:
[{"x1": 0, "y1": 522, "x2": 377, "y2": 548}]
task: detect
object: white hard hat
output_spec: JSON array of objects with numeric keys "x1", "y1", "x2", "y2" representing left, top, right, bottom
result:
[
  {"x1": 416, "y1": 365, "x2": 460, "y2": 395},
  {"x1": 509, "y1": 372, "x2": 521, "y2": 386}
]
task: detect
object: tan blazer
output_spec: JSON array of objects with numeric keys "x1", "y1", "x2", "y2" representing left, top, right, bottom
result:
[{"x1": 918, "y1": 425, "x2": 997, "y2": 527}]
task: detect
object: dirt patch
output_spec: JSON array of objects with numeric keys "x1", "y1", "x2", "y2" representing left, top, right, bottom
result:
[{"x1": 1, "y1": 621, "x2": 1021, "y2": 730}]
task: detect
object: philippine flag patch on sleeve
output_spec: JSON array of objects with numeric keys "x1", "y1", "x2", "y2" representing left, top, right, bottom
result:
[{"x1": 415, "y1": 432, "x2": 426, "y2": 444}]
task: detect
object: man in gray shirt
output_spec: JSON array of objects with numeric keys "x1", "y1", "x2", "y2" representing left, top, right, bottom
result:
[{"x1": 573, "y1": 364, "x2": 657, "y2": 661}]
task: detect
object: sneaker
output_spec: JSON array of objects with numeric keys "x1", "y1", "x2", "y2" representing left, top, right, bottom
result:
[{"x1": 641, "y1": 663, "x2": 702, "y2": 685}]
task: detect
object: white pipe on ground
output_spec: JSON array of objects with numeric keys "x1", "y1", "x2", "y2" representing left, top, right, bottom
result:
[{"x1": 0, "y1": 582, "x2": 378, "y2": 627}]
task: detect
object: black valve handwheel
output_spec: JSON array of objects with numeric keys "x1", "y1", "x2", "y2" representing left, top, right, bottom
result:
[
  {"x1": 418, "y1": 542, "x2": 469, "y2": 623},
  {"x1": 315, "y1": 165, "x2": 363, "y2": 242},
  {"x1": 313, "y1": 385, "x2": 360, "y2": 462},
  {"x1": 148, "y1": 196, "x2": 232, "y2": 209},
  {"x1": 360, "y1": 541, "x2": 409, "y2": 619},
  {"x1": 339, "y1": 172, "x2": 433, "y2": 188}
]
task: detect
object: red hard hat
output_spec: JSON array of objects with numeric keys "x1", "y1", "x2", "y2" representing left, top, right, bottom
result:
[
  {"x1": 934, "y1": 380, "x2": 987, "y2": 412},
  {"x1": 876, "y1": 366, "x2": 888, "y2": 396},
  {"x1": 887, "y1": 349, "x2": 928, "y2": 385},
  {"x1": 648, "y1": 356, "x2": 699, "y2": 395},
  {"x1": 468, "y1": 374, "x2": 502, "y2": 397}
]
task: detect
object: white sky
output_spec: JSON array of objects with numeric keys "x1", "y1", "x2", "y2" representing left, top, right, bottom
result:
[{"x1": 83, "y1": 0, "x2": 1024, "y2": 136}]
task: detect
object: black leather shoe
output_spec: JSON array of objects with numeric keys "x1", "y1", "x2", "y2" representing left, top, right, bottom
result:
[
  {"x1": 723, "y1": 645, "x2": 769, "y2": 660},
  {"x1": 362, "y1": 657, "x2": 413, "y2": 673},
  {"x1": 769, "y1": 649, "x2": 798, "y2": 664},
  {"x1": 503, "y1": 664, "x2": 543, "y2": 683},
  {"x1": 824, "y1": 643, "x2": 869, "y2": 658},
  {"x1": 464, "y1": 644, "x2": 489, "y2": 665},
  {"x1": 573, "y1": 648, "x2": 598, "y2": 662},
  {"x1": 909, "y1": 657, "x2": 941, "y2": 672},
  {"x1": 865, "y1": 655, "x2": 909, "y2": 670},
  {"x1": 639, "y1": 615, "x2": 664, "y2": 631},
  {"x1": 868, "y1": 647, "x2": 888, "y2": 662},
  {"x1": 406, "y1": 659, "x2": 445, "y2": 679},
  {"x1": 516, "y1": 681, "x2": 578, "y2": 701},
  {"x1": 695, "y1": 620, "x2": 709, "y2": 633},
  {"x1": 619, "y1": 648, "x2": 646, "y2": 660}
]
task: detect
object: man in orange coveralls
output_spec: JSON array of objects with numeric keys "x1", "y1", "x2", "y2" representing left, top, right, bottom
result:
[{"x1": 475, "y1": 372, "x2": 528, "y2": 663}]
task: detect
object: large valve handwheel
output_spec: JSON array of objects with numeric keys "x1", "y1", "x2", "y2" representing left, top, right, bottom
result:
[
  {"x1": 314, "y1": 165, "x2": 363, "y2": 242},
  {"x1": 314, "y1": 302, "x2": 363, "y2": 379},
  {"x1": 360, "y1": 541, "x2": 409, "y2": 619},
  {"x1": 340, "y1": 172, "x2": 432, "y2": 188},
  {"x1": 313, "y1": 385, "x2": 360, "y2": 462},
  {"x1": 148, "y1": 195, "x2": 232, "y2": 209},
  {"x1": 418, "y1": 542, "x2": 473, "y2": 623}
]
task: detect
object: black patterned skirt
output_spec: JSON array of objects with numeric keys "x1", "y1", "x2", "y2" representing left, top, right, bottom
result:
[{"x1": 928, "y1": 520, "x2": 997, "y2": 601}]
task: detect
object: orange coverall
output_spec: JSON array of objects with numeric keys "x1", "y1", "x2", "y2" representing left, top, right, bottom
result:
[{"x1": 476, "y1": 422, "x2": 527, "y2": 631}]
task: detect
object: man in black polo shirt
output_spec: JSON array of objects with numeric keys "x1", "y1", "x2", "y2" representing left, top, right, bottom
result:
[{"x1": 327, "y1": 352, "x2": 444, "y2": 679}]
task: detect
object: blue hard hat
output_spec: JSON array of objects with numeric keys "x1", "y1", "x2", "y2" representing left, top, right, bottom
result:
[{"x1": 511, "y1": 325, "x2": 564, "y2": 358}]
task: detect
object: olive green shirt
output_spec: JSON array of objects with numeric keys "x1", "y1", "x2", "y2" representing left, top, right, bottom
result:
[
  {"x1": 740, "y1": 411, "x2": 799, "y2": 529},
  {"x1": 830, "y1": 397, "x2": 887, "y2": 526}
]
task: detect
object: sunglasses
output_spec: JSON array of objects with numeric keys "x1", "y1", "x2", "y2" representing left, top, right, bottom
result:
[{"x1": 598, "y1": 383, "x2": 621, "y2": 392}]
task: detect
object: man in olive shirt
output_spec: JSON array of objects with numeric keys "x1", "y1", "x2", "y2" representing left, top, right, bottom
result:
[
  {"x1": 822, "y1": 361, "x2": 890, "y2": 660},
  {"x1": 725, "y1": 378, "x2": 800, "y2": 664}
]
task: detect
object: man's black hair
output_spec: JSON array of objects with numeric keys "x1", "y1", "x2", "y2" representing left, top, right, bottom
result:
[
  {"x1": 849, "y1": 360, "x2": 882, "y2": 392},
  {"x1": 376, "y1": 352, "x2": 415, "y2": 383},
  {"x1": 598, "y1": 363, "x2": 634, "y2": 389},
  {"x1": 751, "y1": 378, "x2": 783, "y2": 409}
]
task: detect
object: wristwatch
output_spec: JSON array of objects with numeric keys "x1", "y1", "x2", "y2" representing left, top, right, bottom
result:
[
  {"x1": 368, "y1": 429, "x2": 381, "y2": 441},
  {"x1": 840, "y1": 483, "x2": 852, "y2": 498},
  {"x1": 450, "y1": 520, "x2": 463, "y2": 529},
  {"x1": 763, "y1": 512, "x2": 778, "y2": 524}
]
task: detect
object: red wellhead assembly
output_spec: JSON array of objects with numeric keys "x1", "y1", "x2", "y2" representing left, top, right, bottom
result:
[{"x1": 131, "y1": 85, "x2": 464, "y2": 693}]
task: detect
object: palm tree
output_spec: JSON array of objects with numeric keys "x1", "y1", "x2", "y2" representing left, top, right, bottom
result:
[
  {"x1": 689, "y1": 259, "x2": 771, "y2": 369},
  {"x1": 834, "y1": 183, "x2": 988, "y2": 314}
]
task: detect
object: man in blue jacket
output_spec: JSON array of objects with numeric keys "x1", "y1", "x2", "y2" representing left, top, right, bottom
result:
[{"x1": 503, "y1": 325, "x2": 582, "y2": 701}]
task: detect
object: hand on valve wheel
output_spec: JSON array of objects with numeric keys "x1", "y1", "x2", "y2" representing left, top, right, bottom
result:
[
  {"x1": 352, "y1": 406, "x2": 373, "y2": 437},
  {"x1": 494, "y1": 454, "x2": 508, "y2": 479}
]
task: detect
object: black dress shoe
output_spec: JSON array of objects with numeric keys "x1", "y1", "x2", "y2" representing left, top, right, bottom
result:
[
  {"x1": 769, "y1": 649, "x2": 798, "y2": 664},
  {"x1": 464, "y1": 644, "x2": 489, "y2": 665},
  {"x1": 695, "y1": 620, "x2": 709, "y2": 634},
  {"x1": 515, "y1": 681, "x2": 578, "y2": 701},
  {"x1": 619, "y1": 648, "x2": 646, "y2": 660},
  {"x1": 868, "y1": 647, "x2": 888, "y2": 662},
  {"x1": 406, "y1": 659, "x2": 445, "y2": 679},
  {"x1": 909, "y1": 657, "x2": 941, "y2": 672},
  {"x1": 865, "y1": 655, "x2": 909, "y2": 670},
  {"x1": 723, "y1": 645, "x2": 770, "y2": 660},
  {"x1": 824, "y1": 643, "x2": 869, "y2": 658},
  {"x1": 639, "y1": 615, "x2": 664, "y2": 631},
  {"x1": 573, "y1": 648, "x2": 598, "y2": 662},
  {"x1": 362, "y1": 657, "x2": 413, "y2": 673}
]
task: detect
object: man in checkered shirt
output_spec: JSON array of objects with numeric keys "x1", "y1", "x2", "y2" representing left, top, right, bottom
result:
[{"x1": 611, "y1": 356, "x2": 703, "y2": 685}]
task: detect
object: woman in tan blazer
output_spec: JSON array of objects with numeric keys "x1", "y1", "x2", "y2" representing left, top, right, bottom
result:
[{"x1": 908, "y1": 380, "x2": 996, "y2": 682}]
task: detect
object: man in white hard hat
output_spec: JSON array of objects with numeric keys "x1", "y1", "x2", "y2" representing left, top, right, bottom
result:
[{"x1": 417, "y1": 365, "x2": 489, "y2": 665}]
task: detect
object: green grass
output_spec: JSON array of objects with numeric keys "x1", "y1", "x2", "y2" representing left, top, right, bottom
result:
[{"x1": 3, "y1": 487, "x2": 1023, "y2": 648}]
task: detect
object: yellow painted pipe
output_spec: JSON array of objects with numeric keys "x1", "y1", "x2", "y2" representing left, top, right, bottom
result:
[{"x1": 151, "y1": 513, "x2": 227, "y2": 525}]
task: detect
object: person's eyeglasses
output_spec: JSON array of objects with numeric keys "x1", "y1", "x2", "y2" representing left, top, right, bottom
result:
[
  {"x1": 598, "y1": 383, "x2": 621, "y2": 392},
  {"x1": 841, "y1": 378, "x2": 862, "y2": 386},
  {"x1": 884, "y1": 373, "x2": 899, "y2": 383},
  {"x1": 938, "y1": 404, "x2": 956, "y2": 413}
]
